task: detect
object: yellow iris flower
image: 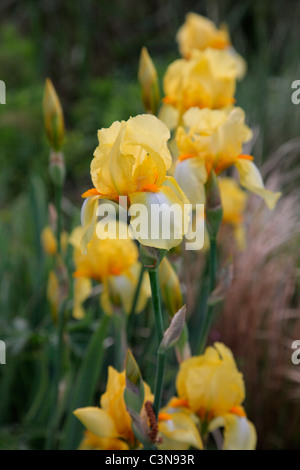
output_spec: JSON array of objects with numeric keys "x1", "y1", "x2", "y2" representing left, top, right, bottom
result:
[
  {"x1": 158, "y1": 400, "x2": 203, "y2": 450},
  {"x1": 81, "y1": 114, "x2": 190, "y2": 251},
  {"x1": 174, "y1": 106, "x2": 281, "y2": 209},
  {"x1": 175, "y1": 342, "x2": 257, "y2": 450},
  {"x1": 74, "y1": 366, "x2": 153, "y2": 450},
  {"x1": 219, "y1": 177, "x2": 247, "y2": 249},
  {"x1": 69, "y1": 222, "x2": 150, "y2": 317},
  {"x1": 160, "y1": 48, "x2": 238, "y2": 130},
  {"x1": 176, "y1": 13, "x2": 246, "y2": 79}
]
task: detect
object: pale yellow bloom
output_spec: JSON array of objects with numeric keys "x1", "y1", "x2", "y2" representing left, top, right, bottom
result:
[
  {"x1": 219, "y1": 177, "x2": 247, "y2": 249},
  {"x1": 177, "y1": 13, "x2": 230, "y2": 56},
  {"x1": 81, "y1": 114, "x2": 190, "y2": 251},
  {"x1": 174, "y1": 107, "x2": 281, "y2": 209},
  {"x1": 161, "y1": 48, "x2": 238, "y2": 125},
  {"x1": 158, "y1": 399, "x2": 203, "y2": 450},
  {"x1": 176, "y1": 13, "x2": 246, "y2": 80},
  {"x1": 74, "y1": 367, "x2": 152, "y2": 449},
  {"x1": 70, "y1": 223, "x2": 150, "y2": 316},
  {"x1": 176, "y1": 342, "x2": 257, "y2": 450}
]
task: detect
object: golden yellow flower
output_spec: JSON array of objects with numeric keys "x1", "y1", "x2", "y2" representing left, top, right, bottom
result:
[
  {"x1": 70, "y1": 224, "x2": 138, "y2": 282},
  {"x1": 176, "y1": 13, "x2": 246, "y2": 80},
  {"x1": 177, "y1": 13, "x2": 230, "y2": 57},
  {"x1": 79, "y1": 430, "x2": 129, "y2": 450},
  {"x1": 177, "y1": 342, "x2": 245, "y2": 417},
  {"x1": 162, "y1": 49, "x2": 237, "y2": 121},
  {"x1": 74, "y1": 366, "x2": 152, "y2": 449},
  {"x1": 175, "y1": 342, "x2": 257, "y2": 450},
  {"x1": 174, "y1": 107, "x2": 281, "y2": 209},
  {"x1": 219, "y1": 177, "x2": 247, "y2": 249},
  {"x1": 69, "y1": 223, "x2": 150, "y2": 316},
  {"x1": 81, "y1": 114, "x2": 190, "y2": 251}
]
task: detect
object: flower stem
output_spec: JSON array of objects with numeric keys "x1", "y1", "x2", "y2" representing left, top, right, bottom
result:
[
  {"x1": 113, "y1": 311, "x2": 127, "y2": 371},
  {"x1": 197, "y1": 237, "x2": 218, "y2": 354},
  {"x1": 148, "y1": 268, "x2": 166, "y2": 418},
  {"x1": 45, "y1": 301, "x2": 66, "y2": 449},
  {"x1": 130, "y1": 265, "x2": 145, "y2": 317},
  {"x1": 55, "y1": 183, "x2": 62, "y2": 254}
]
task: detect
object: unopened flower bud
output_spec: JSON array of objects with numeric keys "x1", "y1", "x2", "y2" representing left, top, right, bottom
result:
[
  {"x1": 159, "y1": 257, "x2": 183, "y2": 317},
  {"x1": 138, "y1": 47, "x2": 160, "y2": 115},
  {"x1": 43, "y1": 78, "x2": 65, "y2": 151}
]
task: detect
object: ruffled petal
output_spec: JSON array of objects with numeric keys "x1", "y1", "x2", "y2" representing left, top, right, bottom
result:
[
  {"x1": 235, "y1": 159, "x2": 281, "y2": 209},
  {"x1": 158, "y1": 411, "x2": 203, "y2": 450},
  {"x1": 80, "y1": 196, "x2": 100, "y2": 254},
  {"x1": 209, "y1": 413, "x2": 257, "y2": 450},
  {"x1": 174, "y1": 157, "x2": 207, "y2": 206}
]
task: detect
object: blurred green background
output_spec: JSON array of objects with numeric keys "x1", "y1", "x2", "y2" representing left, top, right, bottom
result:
[{"x1": 0, "y1": 0, "x2": 300, "y2": 450}]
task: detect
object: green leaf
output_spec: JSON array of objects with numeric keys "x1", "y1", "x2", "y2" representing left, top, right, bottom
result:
[{"x1": 60, "y1": 314, "x2": 110, "y2": 450}]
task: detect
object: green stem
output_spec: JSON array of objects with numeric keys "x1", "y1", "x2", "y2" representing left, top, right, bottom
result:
[
  {"x1": 45, "y1": 301, "x2": 66, "y2": 449},
  {"x1": 197, "y1": 238, "x2": 218, "y2": 354},
  {"x1": 127, "y1": 265, "x2": 145, "y2": 342},
  {"x1": 148, "y1": 269, "x2": 166, "y2": 418},
  {"x1": 113, "y1": 311, "x2": 127, "y2": 371},
  {"x1": 55, "y1": 183, "x2": 62, "y2": 254},
  {"x1": 130, "y1": 265, "x2": 145, "y2": 317}
]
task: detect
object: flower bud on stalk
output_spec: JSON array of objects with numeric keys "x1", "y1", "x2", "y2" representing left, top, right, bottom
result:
[
  {"x1": 158, "y1": 257, "x2": 182, "y2": 317},
  {"x1": 138, "y1": 47, "x2": 160, "y2": 115},
  {"x1": 43, "y1": 78, "x2": 65, "y2": 151}
]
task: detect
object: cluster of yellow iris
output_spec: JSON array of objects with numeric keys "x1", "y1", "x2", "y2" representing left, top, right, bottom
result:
[
  {"x1": 41, "y1": 13, "x2": 282, "y2": 450},
  {"x1": 75, "y1": 343, "x2": 256, "y2": 450}
]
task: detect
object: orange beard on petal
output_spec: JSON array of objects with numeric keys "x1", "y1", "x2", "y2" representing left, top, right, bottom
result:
[
  {"x1": 229, "y1": 405, "x2": 246, "y2": 418},
  {"x1": 140, "y1": 183, "x2": 160, "y2": 193},
  {"x1": 178, "y1": 153, "x2": 196, "y2": 162}
]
